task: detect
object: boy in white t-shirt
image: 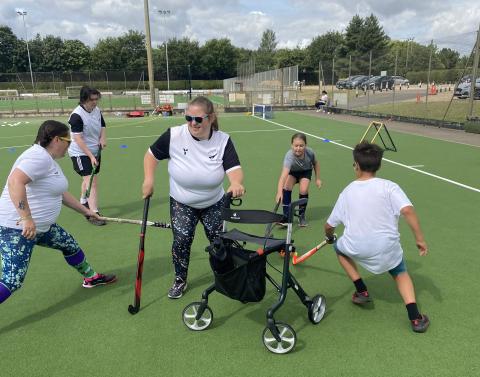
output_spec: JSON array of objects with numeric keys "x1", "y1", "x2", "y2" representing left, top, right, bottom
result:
[{"x1": 324, "y1": 141, "x2": 429, "y2": 333}]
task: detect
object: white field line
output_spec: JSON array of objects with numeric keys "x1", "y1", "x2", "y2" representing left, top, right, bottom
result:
[
  {"x1": 254, "y1": 115, "x2": 480, "y2": 194},
  {"x1": 0, "y1": 144, "x2": 30, "y2": 150},
  {"x1": 298, "y1": 110, "x2": 480, "y2": 149},
  {"x1": 409, "y1": 165, "x2": 425, "y2": 168},
  {"x1": 229, "y1": 129, "x2": 290, "y2": 134}
]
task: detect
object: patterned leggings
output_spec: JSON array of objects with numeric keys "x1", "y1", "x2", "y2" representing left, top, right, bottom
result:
[
  {"x1": 170, "y1": 196, "x2": 225, "y2": 280},
  {"x1": 0, "y1": 224, "x2": 90, "y2": 301}
]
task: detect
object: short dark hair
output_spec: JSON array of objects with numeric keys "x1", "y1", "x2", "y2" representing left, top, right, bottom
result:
[
  {"x1": 321, "y1": 90, "x2": 327, "y2": 94},
  {"x1": 353, "y1": 141, "x2": 384, "y2": 172},
  {"x1": 34, "y1": 120, "x2": 70, "y2": 148},
  {"x1": 291, "y1": 132, "x2": 307, "y2": 144},
  {"x1": 79, "y1": 86, "x2": 101, "y2": 104}
]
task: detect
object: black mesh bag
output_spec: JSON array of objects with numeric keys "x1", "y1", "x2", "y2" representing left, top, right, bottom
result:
[{"x1": 209, "y1": 241, "x2": 266, "y2": 303}]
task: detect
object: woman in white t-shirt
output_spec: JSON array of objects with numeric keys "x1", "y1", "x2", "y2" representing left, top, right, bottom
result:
[
  {"x1": 142, "y1": 96, "x2": 245, "y2": 299},
  {"x1": 0, "y1": 120, "x2": 116, "y2": 305},
  {"x1": 324, "y1": 141, "x2": 430, "y2": 333}
]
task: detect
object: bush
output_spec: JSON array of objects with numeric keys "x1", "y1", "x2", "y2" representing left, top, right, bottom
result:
[
  {"x1": 465, "y1": 118, "x2": 480, "y2": 134},
  {"x1": 406, "y1": 69, "x2": 465, "y2": 84}
]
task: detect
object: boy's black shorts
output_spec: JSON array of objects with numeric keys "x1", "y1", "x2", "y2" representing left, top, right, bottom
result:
[{"x1": 71, "y1": 155, "x2": 101, "y2": 176}]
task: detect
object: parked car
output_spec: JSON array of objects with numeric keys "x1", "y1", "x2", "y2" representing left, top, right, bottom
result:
[
  {"x1": 336, "y1": 75, "x2": 362, "y2": 89},
  {"x1": 362, "y1": 76, "x2": 394, "y2": 91},
  {"x1": 454, "y1": 78, "x2": 480, "y2": 99},
  {"x1": 345, "y1": 75, "x2": 369, "y2": 89},
  {"x1": 392, "y1": 76, "x2": 409, "y2": 85}
]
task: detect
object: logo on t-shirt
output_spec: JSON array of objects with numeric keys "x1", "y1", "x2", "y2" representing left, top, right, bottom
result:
[{"x1": 183, "y1": 148, "x2": 188, "y2": 155}]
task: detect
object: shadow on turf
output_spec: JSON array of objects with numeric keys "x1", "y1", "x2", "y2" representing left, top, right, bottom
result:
[{"x1": 0, "y1": 255, "x2": 170, "y2": 336}]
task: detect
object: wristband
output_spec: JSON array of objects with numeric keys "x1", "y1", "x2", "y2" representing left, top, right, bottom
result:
[{"x1": 20, "y1": 215, "x2": 32, "y2": 220}]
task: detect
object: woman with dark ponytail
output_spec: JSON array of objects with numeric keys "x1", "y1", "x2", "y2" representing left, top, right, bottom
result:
[
  {"x1": 0, "y1": 120, "x2": 116, "y2": 305},
  {"x1": 142, "y1": 96, "x2": 245, "y2": 299}
]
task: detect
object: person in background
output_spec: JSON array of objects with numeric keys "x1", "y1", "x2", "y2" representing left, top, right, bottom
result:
[
  {"x1": 315, "y1": 90, "x2": 329, "y2": 113},
  {"x1": 68, "y1": 86, "x2": 107, "y2": 226},
  {"x1": 276, "y1": 133, "x2": 322, "y2": 227},
  {"x1": 0, "y1": 120, "x2": 116, "y2": 304},
  {"x1": 324, "y1": 141, "x2": 429, "y2": 333},
  {"x1": 142, "y1": 96, "x2": 245, "y2": 299}
]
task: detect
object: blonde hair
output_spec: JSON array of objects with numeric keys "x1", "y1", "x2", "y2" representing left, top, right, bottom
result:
[{"x1": 188, "y1": 96, "x2": 219, "y2": 131}]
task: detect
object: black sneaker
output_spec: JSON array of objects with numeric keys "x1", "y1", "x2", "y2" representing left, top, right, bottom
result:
[
  {"x1": 86, "y1": 211, "x2": 107, "y2": 226},
  {"x1": 167, "y1": 277, "x2": 187, "y2": 299},
  {"x1": 82, "y1": 273, "x2": 117, "y2": 288},
  {"x1": 352, "y1": 291, "x2": 372, "y2": 305},
  {"x1": 298, "y1": 214, "x2": 308, "y2": 227},
  {"x1": 411, "y1": 314, "x2": 430, "y2": 333}
]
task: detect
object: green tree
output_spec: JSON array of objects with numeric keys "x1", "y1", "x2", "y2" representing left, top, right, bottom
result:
[
  {"x1": 0, "y1": 26, "x2": 19, "y2": 73},
  {"x1": 62, "y1": 40, "x2": 91, "y2": 71},
  {"x1": 343, "y1": 15, "x2": 364, "y2": 53},
  {"x1": 199, "y1": 38, "x2": 238, "y2": 79},
  {"x1": 438, "y1": 48, "x2": 460, "y2": 69},
  {"x1": 256, "y1": 29, "x2": 277, "y2": 71},
  {"x1": 274, "y1": 47, "x2": 306, "y2": 68},
  {"x1": 154, "y1": 37, "x2": 200, "y2": 80},
  {"x1": 305, "y1": 31, "x2": 344, "y2": 68},
  {"x1": 118, "y1": 30, "x2": 146, "y2": 71},
  {"x1": 361, "y1": 14, "x2": 390, "y2": 57},
  {"x1": 39, "y1": 35, "x2": 65, "y2": 71},
  {"x1": 91, "y1": 37, "x2": 123, "y2": 70}
]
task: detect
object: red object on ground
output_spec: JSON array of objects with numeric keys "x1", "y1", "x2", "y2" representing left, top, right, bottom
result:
[{"x1": 126, "y1": 111, "x2": 145, "y2": 117}]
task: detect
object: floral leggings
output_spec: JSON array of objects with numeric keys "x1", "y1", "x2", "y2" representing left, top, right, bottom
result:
[
  {"x1": 0, "y1": 224, "x2": 89, "y2": 301},
  {"x1": 170, "y1": 196, "x2": 225, "y2": 280}
]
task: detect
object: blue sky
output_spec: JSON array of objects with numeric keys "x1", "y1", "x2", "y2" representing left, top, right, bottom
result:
[{"x1": 1, "y1": 0, "x2": 479, "y2": 55}]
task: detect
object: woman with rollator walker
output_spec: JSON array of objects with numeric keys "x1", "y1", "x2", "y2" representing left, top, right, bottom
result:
[
  {"x1": 276, "y1": 132, "x2": 322, "y2": 227},
  {"x1": 142, "y1": 96, "x2": 245, "y2": 299},
  {"x1": 0, "y1": 120, "x2": 116, "y2": 304}
]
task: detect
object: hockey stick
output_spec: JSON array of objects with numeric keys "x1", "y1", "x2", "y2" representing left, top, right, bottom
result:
[
  {"x1": 292, "y1": 240, "x2": 328, "y2": 265},
  {"x1": 99, "y1": 216, "x2": 171, "y2": 228},
  {"x1": 128, "y1": 197, "x2": 150, "y2": 315},
  {"x1": 85, "y1": 146, "x2": 102, "y2": 199}
]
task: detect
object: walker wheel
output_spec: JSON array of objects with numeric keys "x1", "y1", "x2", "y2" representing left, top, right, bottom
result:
[
  {"x1": 262, "y1": 322, "x2": 296, "y2": 354},
  {"x1": 308, "y1": 294, "x2": 326, "y2": 324},
  {"x1": 182, "y1": 302, "x2": 213, "y2": 331}
]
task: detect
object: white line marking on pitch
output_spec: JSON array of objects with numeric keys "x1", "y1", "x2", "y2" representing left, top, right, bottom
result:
[
  {"x1": 253, "y1": 115, "x2": 480, "y2": 194},
  {"x1": 409, "y1": 165, "x2": 424, "y2": 168},
  {"x1": 229, "y1": 129, "x2": 290, "y2": 134},
  {"x1": 0, "y1": 144, "x2": 30, "y2": 150}
]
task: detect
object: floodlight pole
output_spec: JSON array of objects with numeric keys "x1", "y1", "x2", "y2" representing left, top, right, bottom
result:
[
  {"x1": 158, "y1": 10, "x2": 172, "y2": 91},
  {"x1": 16, "y1": 10, "x2": 34, "y2": 91},
  {"x1": 143, "y1": 0, "x2": 156, "y2": 107}
]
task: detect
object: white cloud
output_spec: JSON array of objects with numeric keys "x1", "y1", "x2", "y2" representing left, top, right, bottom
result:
[{"x1": 0, "y1": 0, "x2": 478, "y2": 55}]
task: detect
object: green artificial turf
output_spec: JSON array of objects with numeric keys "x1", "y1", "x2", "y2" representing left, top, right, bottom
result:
[{"x1": 0, "y1": 112, "x2": 479, "y2": 376}]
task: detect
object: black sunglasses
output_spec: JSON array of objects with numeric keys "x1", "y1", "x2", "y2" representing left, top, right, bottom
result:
[{"x1": 185, "y1": 114, "x2": 208, "y2": 123}]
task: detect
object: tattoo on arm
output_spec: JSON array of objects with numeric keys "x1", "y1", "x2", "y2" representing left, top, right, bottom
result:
[{"x1": 18, "y1": 200, "x2": 26, "y2": 210}]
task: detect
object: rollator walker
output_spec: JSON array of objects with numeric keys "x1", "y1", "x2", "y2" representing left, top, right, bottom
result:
[{"x1": 182, "y1": 194, "x2": 327, "y2": 354}]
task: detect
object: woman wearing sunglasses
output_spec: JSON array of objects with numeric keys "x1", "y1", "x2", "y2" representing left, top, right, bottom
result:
[
  {"x1": 0, "y1": 120, "x2": 116, "y2": 305},
  {"x1": 142, "y1": 96, "x2": 245, "y2": 299}
]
